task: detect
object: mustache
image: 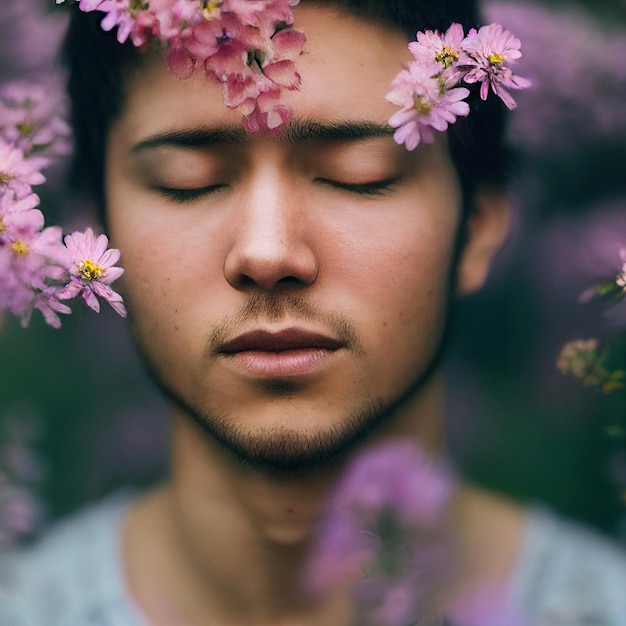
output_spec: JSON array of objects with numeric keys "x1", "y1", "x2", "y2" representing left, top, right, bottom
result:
[{"x1": 207, "y1": 292, "x2": 364, "y2": 356}]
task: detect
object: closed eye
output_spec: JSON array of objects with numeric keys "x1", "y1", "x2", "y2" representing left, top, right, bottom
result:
[
  {"x1": 156, "y1": 184, "x2": 228, "y2": 203},
  {"x1": 316, "y1": 176, "x2": 400, "y2": 196}
]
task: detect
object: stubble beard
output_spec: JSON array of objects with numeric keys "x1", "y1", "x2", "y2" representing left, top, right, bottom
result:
[
  {"x1": 129, "y1": 291, "x2": 453, "y2": 473},
  {"x1": 164, "y1": 370, "x2": 443, "y2": 472}
]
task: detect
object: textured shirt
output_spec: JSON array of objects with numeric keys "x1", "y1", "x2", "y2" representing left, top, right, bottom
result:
[{"x1": 1, "y1": 492, "x2": 625, "y2": 625}]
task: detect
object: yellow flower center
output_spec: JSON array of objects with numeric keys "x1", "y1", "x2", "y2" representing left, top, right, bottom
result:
[
  {"x1": 202, "y1": 0, "x2": 222, "y2": 19},
  {"x1": 435, "y1": 45, "x2": 459, "y2": 68},
  {"x1": 11, "y1": 240, "x2": 30, "y2": 255},
  {"x1": 17, "y1": 121, "x2": 35, "y2": 135},
  {"x1": 0, "y1": 171, "x2": 12, "y2": 185},
  {"x1": 413, "y1": 94, "x2": 432, "y2": 115},
  {"x1": 78, "y1": 259, "x2": 105, "y2": 282},
  {"x1": 488, "y1": 52, "x2": 505, "y2": 65},
  {"x1": 0, "y1": 218, "x2": 5, "y2": 233}
]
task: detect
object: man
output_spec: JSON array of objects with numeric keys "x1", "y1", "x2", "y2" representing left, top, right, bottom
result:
[{"x1": 1, "y1": 1, "x2": 625, "y2": 624}]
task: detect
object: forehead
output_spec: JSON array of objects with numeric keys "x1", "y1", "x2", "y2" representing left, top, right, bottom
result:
[{"x1": 112, "y1": 5, "x2": 412, "y2": 143}]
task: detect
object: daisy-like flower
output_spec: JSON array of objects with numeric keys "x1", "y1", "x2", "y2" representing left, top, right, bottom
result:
[
  {"x1": 409, "y1": 23, "x2": 466, "y2": 74},
  {"x1": 0, "y1": 81, "x2": 71, "y2": 161},
  {"x1": 57, "y1": 228, "x2": 127, "y2": 317},
  {"x1": 0, "y1": 191, "x2": 40, "y2": 243},
  {"x1": 0, "y1": 218, "x2": 66, "y2": 327},
  {"x1": 461, "y1": 23, "x2": 531, "y2": 110},
  {"x1": 0, "y1": 139, "x2": 46, "y2": 199},
  {"x1": 386, "y1": 62, "x2": 470, "y2": 150}
]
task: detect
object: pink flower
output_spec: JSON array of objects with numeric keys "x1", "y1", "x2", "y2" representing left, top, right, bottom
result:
[
  {"x1": 0, "y1": 191, "x2": 40, "y2": 241},
  {"x1": 78, "y1": 0, "x2": 106, "y2": 10},
  {"x1": 0, "y1": 139, "x2": 46, "y2": 199},
  {"x1": 75, "y1": 0, "x2": 305, "y2": 131},
  {"x1": 57, "y1": 228, "x2": 126, "y2": 317},
  {"x1": 306, "y1": 440, "x2": 457, "y2": 626},
  {"x1": 88, "y1": 0, "x2": 137, "y2": 43},
  {"x1": 0, "y1": 219, "x2": 66, "y2": 326},
  {"x1": 461, "y1": 23, "x2": 531, "y2": 110},
  {"x1": 0, "y1": 81, "x2": 71, "y2": 161},
  {"x1": 307, "y1": 439, "x2": 456, "y2": 607},
  {"x1": 386, "y1": 62, "x2": 470, "y2": 150},
  {"x1": 409, "y1": 23, "x2": 467, "y2": 76},
  {"x1": 155, "y1": 0, "x2": 203, "y2": 41},
  {"x1": 31, "y1": 289, "x2": 72, "y2": 329}
]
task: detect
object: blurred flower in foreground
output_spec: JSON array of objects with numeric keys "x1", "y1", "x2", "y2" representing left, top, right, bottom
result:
[
  {"x1": 307, "y1": 440, "x2": 456, "y2": 625},
  {"x1": 307, "y1": 440, "x2": 526, "y2": 625}
]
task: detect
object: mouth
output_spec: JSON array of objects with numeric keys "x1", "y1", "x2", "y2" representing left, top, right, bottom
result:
[
  {"x1": 219, "y1": 328, "x2": 345, "y2": 354},
  {"x1": 217, "y1": 328, "x2": 345, "y2": 378}
]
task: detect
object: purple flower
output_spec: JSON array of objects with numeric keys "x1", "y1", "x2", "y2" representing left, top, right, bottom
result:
[
  {"x1": 0, "y1": 81, "x2": 71, "y2": 161},
  {"x1": 76, "y1": 0, "x2": 306, "y2": 132},
  {"x1": 409, "y1": 23, "x2": 467, "y2": 76},
  {"x1": 0, "y1": 190, "x2": 40, "y2": 241},
  {"x1": 386, "y1": 62, "x2": 470, "y2": 150},
  {"x1": 306, "y1": 439, "x2": 456, "y2": 624},
  {"x1": 57, "y1": 228, "x2": 127, "y2": 317},
  {"x1": 461, "y1": 23, "x2": 531, "y2": 110},
  {"x1": 86, "y1": 0, "x2": 136, "y2": 43},
  {"x1": 0, "y1": 139, "x2": 46, "y2": 199}
]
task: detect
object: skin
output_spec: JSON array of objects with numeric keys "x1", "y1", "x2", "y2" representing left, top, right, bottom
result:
[{"x1": 104, "y1": 5, "x2": 523, "y2": 625}]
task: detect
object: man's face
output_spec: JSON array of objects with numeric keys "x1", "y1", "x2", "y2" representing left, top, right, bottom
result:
[{"x1": 105, "y1": 5, "x2": 465, "y2": 469}]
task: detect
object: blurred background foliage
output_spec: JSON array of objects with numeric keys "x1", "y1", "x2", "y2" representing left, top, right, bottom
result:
[{"x1": 0, "y1": 0, "x2": 625, "y2": 546}]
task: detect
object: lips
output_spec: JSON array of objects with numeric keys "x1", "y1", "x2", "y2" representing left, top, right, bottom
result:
[
  {"x1": 218, "y1": 328, "x2": 344, "y2": 354},
  {"x1": 216, "y1": 328, "x2": 346, "y2": 378}
]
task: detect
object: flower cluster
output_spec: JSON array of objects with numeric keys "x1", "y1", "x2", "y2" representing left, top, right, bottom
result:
[
  {"x1": 387, "y1": 22, "x2": 530, "y2": 150},
  {"x1": 307, "y1": 441, "x2": 457, "y2": 626},
  {"x1": 64, "y1": 0, "x2": 306, "y2": 132},
  {"x1": 0, "y1": 81, "x2": 126, "y2": 329}
]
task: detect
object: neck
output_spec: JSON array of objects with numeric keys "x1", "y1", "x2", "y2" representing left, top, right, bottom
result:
[{"x1": 123, "y1": 371, "x2": 523, "y2": 625}]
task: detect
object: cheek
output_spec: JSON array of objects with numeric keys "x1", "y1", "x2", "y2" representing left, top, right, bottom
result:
[
  {"x1": 333, "y1": 210, "x2": 459, "y2": 375},
  {"x1": 107, "y1": 207, "x2": 221, "y2": 369}
]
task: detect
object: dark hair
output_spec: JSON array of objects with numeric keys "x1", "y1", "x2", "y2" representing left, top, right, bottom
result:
[{"x1": 62, "y1": 0, "x2": 511, "y2": 214}]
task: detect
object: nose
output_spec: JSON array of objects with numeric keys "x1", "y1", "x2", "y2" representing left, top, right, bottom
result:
[{"x1": 223, "y1": 175, "x2": 319, "y2": 291}]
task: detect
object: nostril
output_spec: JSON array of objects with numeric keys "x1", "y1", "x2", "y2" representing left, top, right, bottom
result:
[
  {"x1": 224, "y1": 242, "x2": 319, "y2": 291},
  {"x1": 277, "y1": 276, "x2": 307, "y2": 286}
]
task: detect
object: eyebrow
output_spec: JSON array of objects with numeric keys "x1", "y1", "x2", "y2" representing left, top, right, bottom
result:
[{"x1": 131, "y1": 119, "x2": 395, "y2": 153}]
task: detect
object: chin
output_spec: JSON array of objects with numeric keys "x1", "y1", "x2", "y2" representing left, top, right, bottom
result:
[{"x1": 184, "y1": 401, "x2": 391, "y2": 472}]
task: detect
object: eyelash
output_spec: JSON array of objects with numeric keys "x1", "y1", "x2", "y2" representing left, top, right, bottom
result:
[
  {"x1": 317, "y1": 177, "x2": 400, "y2": 196},
  {"x1": 156, "y1": 176, "x2": 400, "y2": 203},
  {"x1": 156, "y1": 184, "x2": 227, "y2": 203}
]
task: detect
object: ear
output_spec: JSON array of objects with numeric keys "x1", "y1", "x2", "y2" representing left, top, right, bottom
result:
[{"x1": 456, "y1": 190, "x2": 511, "y2": 295}]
